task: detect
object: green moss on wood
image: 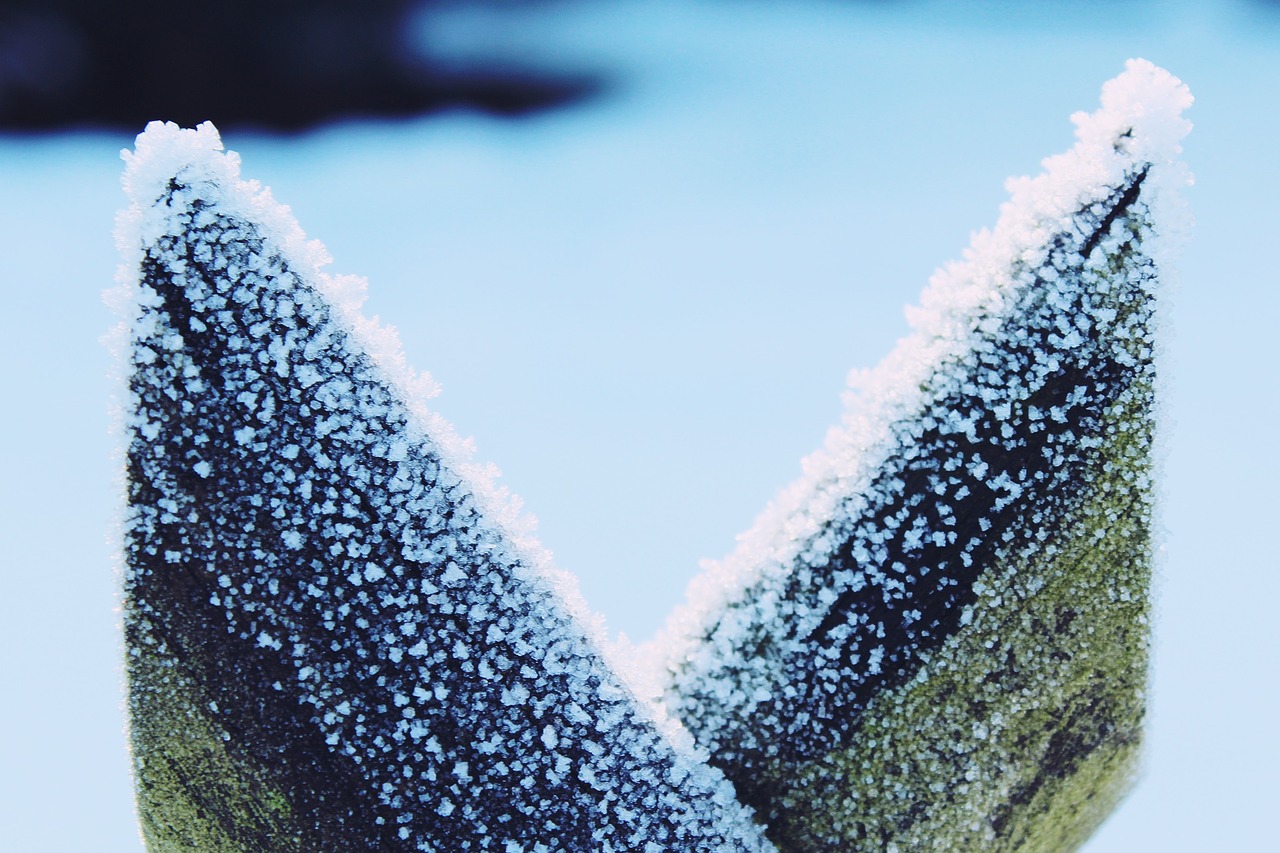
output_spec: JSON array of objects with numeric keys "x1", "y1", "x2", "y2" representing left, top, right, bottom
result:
[
  {"x1": 127, "y1": 621, "x2": 309, "y2": 853},
  {"x1": 748, "y1": 380, "x2": 1153, "y2": 851}
]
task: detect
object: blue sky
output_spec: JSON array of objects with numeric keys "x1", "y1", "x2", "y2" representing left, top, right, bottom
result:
[{"x1": 1, "y1": 1, "x2": 1276, "y2": 849}]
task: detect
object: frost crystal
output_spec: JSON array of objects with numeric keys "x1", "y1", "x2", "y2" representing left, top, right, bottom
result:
[
  {"x1": 651, "y1": 59, "x2": 1192, "y2": 851},
  {"x1": 116, "y1": 121, "x2": 771, "y2": 852}
]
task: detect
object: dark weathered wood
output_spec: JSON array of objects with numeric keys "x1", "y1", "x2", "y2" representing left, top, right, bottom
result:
[
  {"x1": 116, "y1": 57, "x2": 1190, "y2": 853},
  {"x1": 119, "y1": 121, "x2": 770, "y2": 852},
  {"x1": 654, "y1": 61, "x2": 1190, "y2": 852}
]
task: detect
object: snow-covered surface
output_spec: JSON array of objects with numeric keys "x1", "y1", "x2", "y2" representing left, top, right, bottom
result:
[
  {"x1": 645, "y1": 58, "x2": 1187, "y2": 847},
  {"x1": 0, "y1": 1, "x2": 1277, "y2": 851},
  {"x1": 116, "y1": 120, "x2": 767, "y2": 850},
  {"x1": 649, "y1": 58, "x2": 1190, "y2": 670}
]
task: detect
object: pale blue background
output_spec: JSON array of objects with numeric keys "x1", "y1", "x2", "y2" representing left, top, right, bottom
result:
[{"x1": 2, "y1": 1, "x2": 1276, "y2": 849}]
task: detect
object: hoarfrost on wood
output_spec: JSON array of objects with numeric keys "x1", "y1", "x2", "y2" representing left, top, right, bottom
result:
[{"x1": 114, "y1": 58, "x2": 1191, "y2": 852}]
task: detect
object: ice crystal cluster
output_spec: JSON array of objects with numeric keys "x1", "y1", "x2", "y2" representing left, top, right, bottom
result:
[
  {"x1": 115, "y1": 122, "x2": 771, "y2": 852},
  {"x1": 115, "y1": 59, "x2": 1190, "y2": 852},
  {"x1": 650, "y1": 59, "x2": 1192, "y2": 850}
]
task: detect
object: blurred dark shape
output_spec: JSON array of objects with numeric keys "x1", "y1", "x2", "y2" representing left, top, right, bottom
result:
[{"x1": 0, "y1": 0, "x2": 602, "y2": 133}]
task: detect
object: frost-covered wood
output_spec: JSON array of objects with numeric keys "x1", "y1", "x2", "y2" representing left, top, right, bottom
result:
[
  {"x1": 116, "y1": 60, "x2": 1190, "y2": 853},
  {"x1": 650, "y1": 59, "x2": 1191, "y2": 851},
  {"x1": 115, "y1": 122, "x2": 771, "y2": 853}
]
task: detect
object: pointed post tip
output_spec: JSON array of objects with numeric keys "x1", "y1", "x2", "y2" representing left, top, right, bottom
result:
[
  {"x1": 116, "y1": 115, "x2": 773, "y2": 852},
  {"x1": 653, "y1": 60, "x2": 1187, "y2": 851},
  {"x1": 1076, "y1": 59, "x2": 1193, "y2": 171},
  {"x1": 120, "y1": 121, "x2": 236, "y2": 209}
]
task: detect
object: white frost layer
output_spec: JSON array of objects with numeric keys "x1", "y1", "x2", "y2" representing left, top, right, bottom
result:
[
  {"x1": 645, "y1": 58, "x2": 1192, "y2": 677},
  {"x1": 115, "y1": 123, "x2": 528, "y2": 555},
  {"x1": 110, "y1": 121, "x2": 648, "y2": 662},
  {"x1": 115, "y1": 120, "x2": 769, "y2": 850}
]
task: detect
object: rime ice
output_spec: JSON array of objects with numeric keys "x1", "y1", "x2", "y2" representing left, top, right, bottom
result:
[
  {"x1": 116, "y1": 121, "x2": 771, "y2": 852},
  {"x1": 650, "y1": 59, "x2": 1192, "y2": 850}
]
